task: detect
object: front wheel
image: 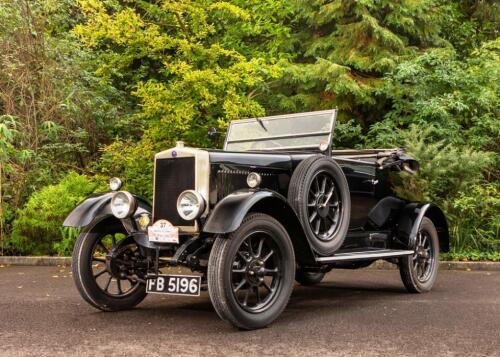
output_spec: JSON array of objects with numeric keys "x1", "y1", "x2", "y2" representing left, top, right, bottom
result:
[
  {"x1": 399, "y1": 217, "x2": 440, "y2": 293},
  {"x1": 72, "y1": 218, "x2": 147, "y2": 311},
  {"x1": 208, "y1": 213, "x2": 295, "y2": 330}
]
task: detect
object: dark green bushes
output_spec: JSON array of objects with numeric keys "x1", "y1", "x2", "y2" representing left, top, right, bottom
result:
[
  {"x1": 9, "y1": 173, "x2": 99, "y2": 255},
  {"x1": 387, "y1": 127, "x2": 498, "y2": 255}
]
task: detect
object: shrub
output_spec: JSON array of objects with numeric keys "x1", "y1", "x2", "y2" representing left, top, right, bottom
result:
[
  {"x1": 450, "y1": 182, "x2": 500, "y2": 252},
  {"x1": 390, "y1": 126, "x2": 494, "y2": 203},
  {"x1": 386, "y1": 126, "x2": 498, "y2": 254},
  {"x1": 9, "y1": 172, "x2": 98, "y2": 255}
]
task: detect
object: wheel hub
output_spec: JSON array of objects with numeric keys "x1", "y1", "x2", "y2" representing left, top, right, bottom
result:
[
  {"x1": 246, "y1": 259, "x2": 265, "y2": 285},
  {"x1": 316, "y1": 194, "x2": 330, "y2": 218},
  {"x1": 307, "y1": 172, "x2": 342, "y2": 240},
  {"x1": 90, "y1": 232, "x2": 144, "y2": 298},
  {"x1": 416, "y1": 247, "x2": 429, "y2": 259},
  {"x1": 106, "y1": 237, "x2": 139, "y2": 279},
  {"x1": 230, "y1": 231, "x2": 283, "y2": 313}
]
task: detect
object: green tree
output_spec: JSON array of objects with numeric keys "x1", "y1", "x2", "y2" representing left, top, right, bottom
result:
[
  {"x1": 0, "y1": 0, "x2": 131, "y2": 242},
  {"x1": 266, "y1": 0, "x2": 447, "y2": 126},
  {"x1": 371, "y1": 40, "x2": 499, "y2": 153},
  {"x1": 74, "y1": 0, "x2": 284, "y2": 147},
  {"x1": 1, "y1": 0, "x2": 498, "y2": 257},
  {"x1": 74, "y1": 0, "x2": 286, "y2": 188}
]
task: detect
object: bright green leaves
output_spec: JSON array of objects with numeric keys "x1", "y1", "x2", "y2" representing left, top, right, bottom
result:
[
  {"x1": 75, "y1": 0, "x2": 284, "y2": 149},
  {"x1": 136, "y1": 57, "x2": 282, "y2": 147}
]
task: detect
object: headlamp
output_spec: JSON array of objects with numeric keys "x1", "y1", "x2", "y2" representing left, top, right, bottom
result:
[
  {"x1": 110, "y1": 191, "x2": 136, "y2": 219},
  {"x1": 109, "y1": 177, "x2": 122, "y2": 191},
  {"x1": 176, "y1": 190, "x2": 205, "y2": 221},
  {"x1": 246, "y1": 172, "x2": 262, "y2": 188}
]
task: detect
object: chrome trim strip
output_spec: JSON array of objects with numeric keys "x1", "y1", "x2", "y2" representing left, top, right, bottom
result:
[{"x1": 316, "y1": 249, "x2": 414, "y2": 262}]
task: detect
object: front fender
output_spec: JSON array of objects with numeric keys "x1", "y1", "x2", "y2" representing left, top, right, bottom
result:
[
  {"x1": 397, "y1": 202, "x2": 449, "y2": 252},
  {"x1": 203, "y1": 190, "x2": 281, "y2": 234},
  {"x1": 63, "y1": 192, "x2": 151, "y2": 228},
  {"x1": 203, "y1": 189, "x2": 316, "y2": 264}
]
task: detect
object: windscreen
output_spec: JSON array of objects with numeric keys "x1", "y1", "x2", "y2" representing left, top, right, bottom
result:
[{"x1": 224, "y1": 110, "x2": 337, "y2": 151}]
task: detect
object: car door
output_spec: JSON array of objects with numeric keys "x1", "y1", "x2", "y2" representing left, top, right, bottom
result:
[{"x1": 337, "y1": 159, "x2": 379, "y2": 229}]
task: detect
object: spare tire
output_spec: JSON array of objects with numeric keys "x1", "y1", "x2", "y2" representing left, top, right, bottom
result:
[{"x1": 288, "y1": 155, "x2": 350, "y2": 255}]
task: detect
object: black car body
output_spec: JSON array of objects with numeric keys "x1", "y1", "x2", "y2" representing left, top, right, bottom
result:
[{"x1": 65, "y1": 109, "x2": 449, "y2": 329}]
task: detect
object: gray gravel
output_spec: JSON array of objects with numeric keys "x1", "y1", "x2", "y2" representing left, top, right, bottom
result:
[{"x1": 0, "y1": 266, "x2": 499, "y2": 356}]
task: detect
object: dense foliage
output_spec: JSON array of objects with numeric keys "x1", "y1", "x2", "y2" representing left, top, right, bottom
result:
[
  {"x1": 10, "y1": 172, "x2": 99, "y2": 255},
  {"x1": 1, "y1": 0, "x2": 498, "y2": 258}
]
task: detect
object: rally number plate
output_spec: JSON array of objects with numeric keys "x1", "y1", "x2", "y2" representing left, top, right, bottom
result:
[
  {"x1": 146, "y1": 274, "x2": 201, "y2": 296},
  {"x1": 148, "y1": 219, "x2": 179, "y2": 244}
]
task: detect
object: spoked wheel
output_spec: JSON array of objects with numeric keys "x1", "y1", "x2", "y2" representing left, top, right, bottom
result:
[
  {"x1": 400, "y1": 217, "x2": 440, "y2": 293},
  {"x1": 208, "y1": 213, "x2": 295, "y2": 330},
  {"x1": 91, "y1": 233, "x2": 142, "y2": 297},
  {"x1": 411, "y1": 230, "x2": 435, "y2": 282},
  {"x1": 72, "y1": 218, "x2": 147, "y2": 311},
  {"x1": 307, "y1": 171, "x2": 342, "y2": 240},
  {"x1": 288, "y1": 155, "x2": 350, "y2": 255},
  {"x1": 231, "y1": 231, "x2": 283, "y2": 312}
]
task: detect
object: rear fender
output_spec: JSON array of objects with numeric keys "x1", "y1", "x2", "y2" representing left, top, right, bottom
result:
[
  {"x1": 63, "y1": 192, "x2": 151, "y2": 229},
  {"x1": 397, "y1": 202, "x2": 449, "y2": 252},
  {"x1": 203, "y1": 189, "x2": 316, "y2": 264}
]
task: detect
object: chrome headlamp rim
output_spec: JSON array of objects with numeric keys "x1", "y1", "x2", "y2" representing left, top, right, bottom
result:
[
  {"x1": 110, "y1": 191, "x2": 136, "y2": 219},
  {"x1": 176, "y1": 190, "x2": 206, "y2": 221},
  {"x1": 109, "y1": 177, "x2": 122, "y2": 191},
  {"x1": 247, "y1": 172, "x2": 262, "y2": 188}
]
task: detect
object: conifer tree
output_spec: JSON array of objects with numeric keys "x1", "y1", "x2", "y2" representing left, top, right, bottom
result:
[{"x1": 268, "y1": 0, "x2": 446, "y2": 127}]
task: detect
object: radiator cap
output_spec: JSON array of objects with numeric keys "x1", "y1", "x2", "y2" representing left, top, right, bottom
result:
[{"x1": 176, "y1": 141, "x2": 184, "y2": 148}]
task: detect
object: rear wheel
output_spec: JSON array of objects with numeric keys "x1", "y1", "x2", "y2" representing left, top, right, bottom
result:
[
  {"x1": 295, "y1": 269, "x2": 325, "y2": 286},
  {"x1": 399, "y1": 217, "x2": 440, "y2": 293},
  {"x1": 72, "y1": 218, "x2": 147, "y2": 311},
  {"x1": 208, "y1": 213, "x2": 295, "y2": 330}
]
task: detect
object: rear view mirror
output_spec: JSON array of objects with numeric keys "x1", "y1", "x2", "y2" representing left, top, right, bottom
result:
[{"x1": 208, "y1": 127, "x2": 220, "y2": 140}]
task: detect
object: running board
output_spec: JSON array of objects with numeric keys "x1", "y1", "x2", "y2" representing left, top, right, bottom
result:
[{"x1": 316, "y1": 249, "x2": 414, "y2": 263}]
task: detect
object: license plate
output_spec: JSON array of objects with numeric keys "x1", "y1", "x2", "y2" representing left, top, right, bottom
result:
[
  {"x1": 146, "y1": 274, "x2": 201, "y2": 296},
  {"x1": 148, "y1": 219, "x2": 179, "y2": 244}
]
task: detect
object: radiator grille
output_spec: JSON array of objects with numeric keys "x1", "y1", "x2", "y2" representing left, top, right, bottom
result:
[{"x1": 153, "y1": 157, "x2": 195, "y2": 226}]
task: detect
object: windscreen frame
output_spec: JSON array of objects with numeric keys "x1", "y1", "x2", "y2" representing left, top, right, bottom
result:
[{"x1": 223, "y1": 109, "x2": 338, "y2": 152}]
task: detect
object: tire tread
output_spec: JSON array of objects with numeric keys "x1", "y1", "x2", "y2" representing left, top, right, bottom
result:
[
  {"x1": 399, "y1": 217, "x2": 440, "y2": 293},
  {"x1": 208, "y1": 213, "x2": 295, "y2": 329}
]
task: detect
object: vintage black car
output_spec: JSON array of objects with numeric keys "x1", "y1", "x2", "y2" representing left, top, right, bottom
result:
[{"x1": 64, "y1": 109, "x2": 449, "y2": 330}]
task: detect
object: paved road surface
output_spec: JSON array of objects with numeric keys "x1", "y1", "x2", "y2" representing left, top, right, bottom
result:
[{"x1": 0, "y1": 266, "x2": 499, "y2": 356}]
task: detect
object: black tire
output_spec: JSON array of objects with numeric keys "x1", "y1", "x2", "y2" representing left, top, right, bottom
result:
[
  {"x1": 72, "y1": 218, "x2": 147, "y2": 311},
  {"x1": 288, "y1": 155, "x2": 351, "y2": 255},
  {"x1": 295, "y1": 269, "x2": 325, "y2": 286},
  {"x1": 400, "y1": 217, "x2": 440, "y2": 293},
  {"x1": 208, "y1": 213, "x2": 295, "y2": 330}
]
